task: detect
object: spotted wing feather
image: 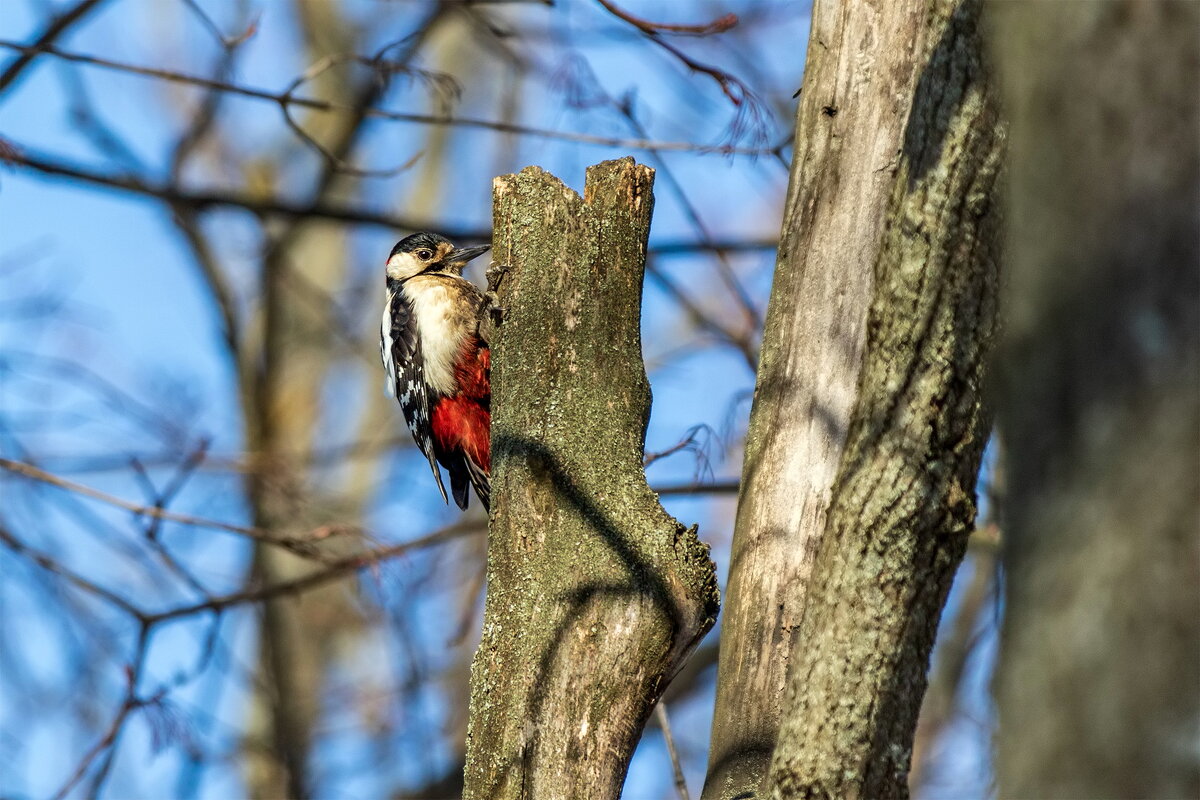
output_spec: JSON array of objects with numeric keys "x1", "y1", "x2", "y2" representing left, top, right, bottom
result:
[{"x1": 381, "y1": 288, "x2": 449, "y2": 504}]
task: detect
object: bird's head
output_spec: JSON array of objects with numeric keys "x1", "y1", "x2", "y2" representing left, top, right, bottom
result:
[{"x1": 386, "y1": 231, "x2": 490, "y2": 282}]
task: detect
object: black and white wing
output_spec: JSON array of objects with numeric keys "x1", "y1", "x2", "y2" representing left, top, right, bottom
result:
[{"x1": 381, "y1": 288, "x2": 449, "y2": 504}]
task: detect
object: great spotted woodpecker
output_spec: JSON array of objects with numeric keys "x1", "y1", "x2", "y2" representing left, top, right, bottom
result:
[{"x1": 381, "y1": 232, "x2": 492, "y2": 511}]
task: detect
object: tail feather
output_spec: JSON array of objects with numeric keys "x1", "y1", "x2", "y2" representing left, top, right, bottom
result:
[
  {"x1": 449, "y1": 464, "x2": 470, "y2": 511},
  {"x1": 465, "y1": 455, "x2": 490, "y2": 511},
  {"x1": 448, "y1": 458, "x2": 489, "y2": 511}
]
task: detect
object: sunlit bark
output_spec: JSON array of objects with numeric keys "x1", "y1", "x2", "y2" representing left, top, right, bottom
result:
[
  {"x1": 463, "y1": 159, "x2": 719, "y2": 800},
  {"x1": 705, "y1": 1, "x2": 1002, "y2": 797}
]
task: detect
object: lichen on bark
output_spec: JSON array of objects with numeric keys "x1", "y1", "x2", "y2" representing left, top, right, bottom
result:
[
  {"x1": 463, "y1": 159, "x2": 719, "y2": 800},
  {"x1": 764, "y1": 0, "x2": 1004, "y2": 797},
  {"x1": 704, "y1": 1, "x2": 1002, "y2": 798}
]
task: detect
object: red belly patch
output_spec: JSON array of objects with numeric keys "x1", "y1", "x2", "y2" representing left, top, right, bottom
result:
[
  {"x1": 431, "y1": 396, "x2": 490, "y2": 472},
  {"x1": 430, "y1": 339, "x2": 490, "y2": 473}
]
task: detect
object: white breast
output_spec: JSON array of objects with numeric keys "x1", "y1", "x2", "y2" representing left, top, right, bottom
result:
[{"x1": 404, "y1": 278, "x2": 470, "y2": 396}]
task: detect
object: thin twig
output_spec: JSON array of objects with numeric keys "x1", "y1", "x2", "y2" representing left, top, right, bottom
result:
[
  {"x1": 179, "y1": 0, "x2": 258, "y2": 48},
  {"x1": 0, "y1": 40, "x2": 778, "y2": 156},
  {"x1": 594, "y1": 1, "x2": 737, "y2": 36},
  {"x1": 50, "y1": 624, "x2": 155, "y2": 800},
  {"x1": 130, "y1": 444, "x2": 217, "y2": 598},
  {"x1": 0, "y1": 524, "x2": 146, "y2": 618},
  {"x1": 0, "y1": 0, "x2": 108, "y2": 94},
  {"x1": 619, "y1": 110, "x2": 764, "y2": 345},
  {"x1": 654, "y1": 480, "x2": 738, "y2": 496},
  {"x1": 595, "y1": 0, "x2": 770, "y2": 147},
  {"x1": 6, "y1": 144, "x2": 780, "y2": 253},
  {"x1": 146, "y1": 520, "x2": 482, "y2": 623},
  {"x1": 0, "y1": 457, "x2": 335, "y2": 558},
  {"x1": 655, "y1": 701, "x2": 691, "y2": 800},
  {"x1": 644, "y1": 425, "x2": 718, "y2": 483}
]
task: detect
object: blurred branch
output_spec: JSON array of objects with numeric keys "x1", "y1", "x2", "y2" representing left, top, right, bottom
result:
[
  {"x1": 1, "y1": 350, "x2": 186, "y2": 436},
  {"x1": 0, "y1": 40, "x2": 778, "y2": 156},
  {"x1": 618, "y1": 109, "x2": 763, "y2": 364},
  {"x1": 277, "y1": 51, "x2": 435, "y2": 178},
  {"x1": 0, "y1": 524, "x2": 146, "y2": 618},
  {"x1": 171, "y1": 211, "x2": 242, "y2": 354},
  {"x1": 644, "y1": 424, "x2": 716, "y2": 469},
  {"x1": 4, "y1": 507, "x2": 481, "y2": 794},
  {"x1": 129, "y1": 443, "x2": 216, "y2": 597},
  {"x1": 652, "y1": 239, "x2": 776, "y2": 255},
  {"x1": 595, "y1": 1, "x2": 737, "y2": 36},
  {"x1": 0, "y1": 457, "x2": 339, "y2": 558},
  {"x1": 655, "y1": 702, "x2": 691, "y2": 800},
  {"x1": 149, "y1": 520, "x2": 483, "y2": 624},
  {"x1": 595, "y1": 0, "x2": 769, "y2": 146},
  {"x1": 180, "y1": 0, "x2": 259, "y2": 48},
  {"x1": 909, "y1": 544, "x2": 996, "y2": 794},
  {"x1": 51, "y1": 624, "x2": 153, "y2": 800},
  {"x1": 6, "y1": 145, "x2": 459, "y2": 231},
  {"x1": 5, "y1": 145, "x2": 780, "y2": 255},
  {"x1": 22, "y1": 444, "x2": 745, "y2": 497},
  {"x1": 0, "y1": 0, "x2": 108, "y2": 95},
  {"x1": 654, "y1": 480, "x2": 738, "y2": 495}
]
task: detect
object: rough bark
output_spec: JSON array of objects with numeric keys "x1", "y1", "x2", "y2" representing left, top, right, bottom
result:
[
  {"x1": 989, "y1": 4, "x2": 1200, "y2": 797},
  {"x1": 761, "y1": 0, "x2": 1002, "y2": 797},
  {"x1": 704, "y1": 1, "x2": 1000, "y2": 798},
  {"x1": 462, "y1": 159, "x2": 720, "y2": 799}
]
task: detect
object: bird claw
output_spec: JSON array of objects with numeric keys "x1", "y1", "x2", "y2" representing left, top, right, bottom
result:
[
  {"x1": 485, "y1": 263, "x2": 510, "y2": 325},
  {"x1": 486, "y1": 262, "x2": 510, "y2": 295},
  {"x1": 487, "y1": 301, "x2": 506, "y2": 325}
]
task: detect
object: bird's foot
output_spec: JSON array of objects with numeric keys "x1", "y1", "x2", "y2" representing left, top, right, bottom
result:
[{"x1": 485, "y1": 262, "x2": 510, "y2": 325}]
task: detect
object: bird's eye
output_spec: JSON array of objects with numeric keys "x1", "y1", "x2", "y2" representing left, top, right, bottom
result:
[{"x1": 416, "y1": 249, "x2": 433, "y2": 260}]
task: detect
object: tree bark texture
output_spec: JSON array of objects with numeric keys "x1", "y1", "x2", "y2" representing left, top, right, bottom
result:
[
  {"x1": 989, "y1": 4, "x2": 1200, "y2": 797},
  {"x1": 762, "y1": 0, "x2": 1002, "y2": 797},
  {"x1": 704, "y1": 1, "x2": 1000, "y2": 798},
  {"x1": 462, "y1": 159, "x2": 720, "y2": 799}
]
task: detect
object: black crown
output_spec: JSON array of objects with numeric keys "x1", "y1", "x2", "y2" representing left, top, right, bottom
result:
[{"x1": 390, "y1": 231, "x2": 451, "y2": 259}]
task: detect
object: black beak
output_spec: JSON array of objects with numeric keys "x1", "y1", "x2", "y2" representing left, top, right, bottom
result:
[{"x1": 448, "y1": 244, "x2": 490, "y2": 264}]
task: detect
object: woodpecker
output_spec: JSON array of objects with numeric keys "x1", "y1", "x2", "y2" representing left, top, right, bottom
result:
[{"x1": 381, "y1": 232, "x2": 492, "y2": 511}]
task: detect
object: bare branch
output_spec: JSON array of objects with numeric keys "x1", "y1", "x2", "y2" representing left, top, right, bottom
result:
[
  {"x1": 0, "y1": 458, "x2": 337, "y2": 558},
  {"x1": 654, "y1": 480, "x2": 738, "y2": 496},
  {"x1": 595, "y1": 0, "x2": 770, "y2": 146},
  {"x1": 0, "y1": 524, "x2": 146, "y2": 618},
  {"x1": 595, "y1": 1, "x2": 738, "y2": 37},
  {"x1": 51, "y1": 625, "x2": 154, "y2": 800},
  {"x1": 0, "y1": 40, "x2": 778, "y2": 156},
  {"x1": 655, "y1": 702, "x2": 692, "y2": 800},
  {"x1": 0, "y1": 0, "x2": 108, "y2": 94},
  {"x1": 147, "y1": 520, "x2": 483, "y2": 624},
  {"x1": 6, "y1": 145, "x2": 779, "y2": 255}
]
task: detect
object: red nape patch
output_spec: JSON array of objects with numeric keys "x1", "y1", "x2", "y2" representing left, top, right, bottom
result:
[{"x1": 431, "y1": 395, "x2": 491, "y2": 472}]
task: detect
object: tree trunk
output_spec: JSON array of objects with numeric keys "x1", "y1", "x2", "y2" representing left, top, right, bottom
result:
[
  {"x1": 990, "y1": 4, "x2": 1200, "y2": 797},
  {"x1": 704, "y1": 1, "x2": 1001, "y2": 798},
  {"x1": 462, "y1": 159, "x2": 720, "y2": 799},
  {"x1": 761, "y1": 0, "x2": 1002, "y2": 796}
]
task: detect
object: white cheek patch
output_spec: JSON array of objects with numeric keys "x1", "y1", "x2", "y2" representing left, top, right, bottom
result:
[{"x1": 387, "y1": 253, "x2": 422, "y2": 281}]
